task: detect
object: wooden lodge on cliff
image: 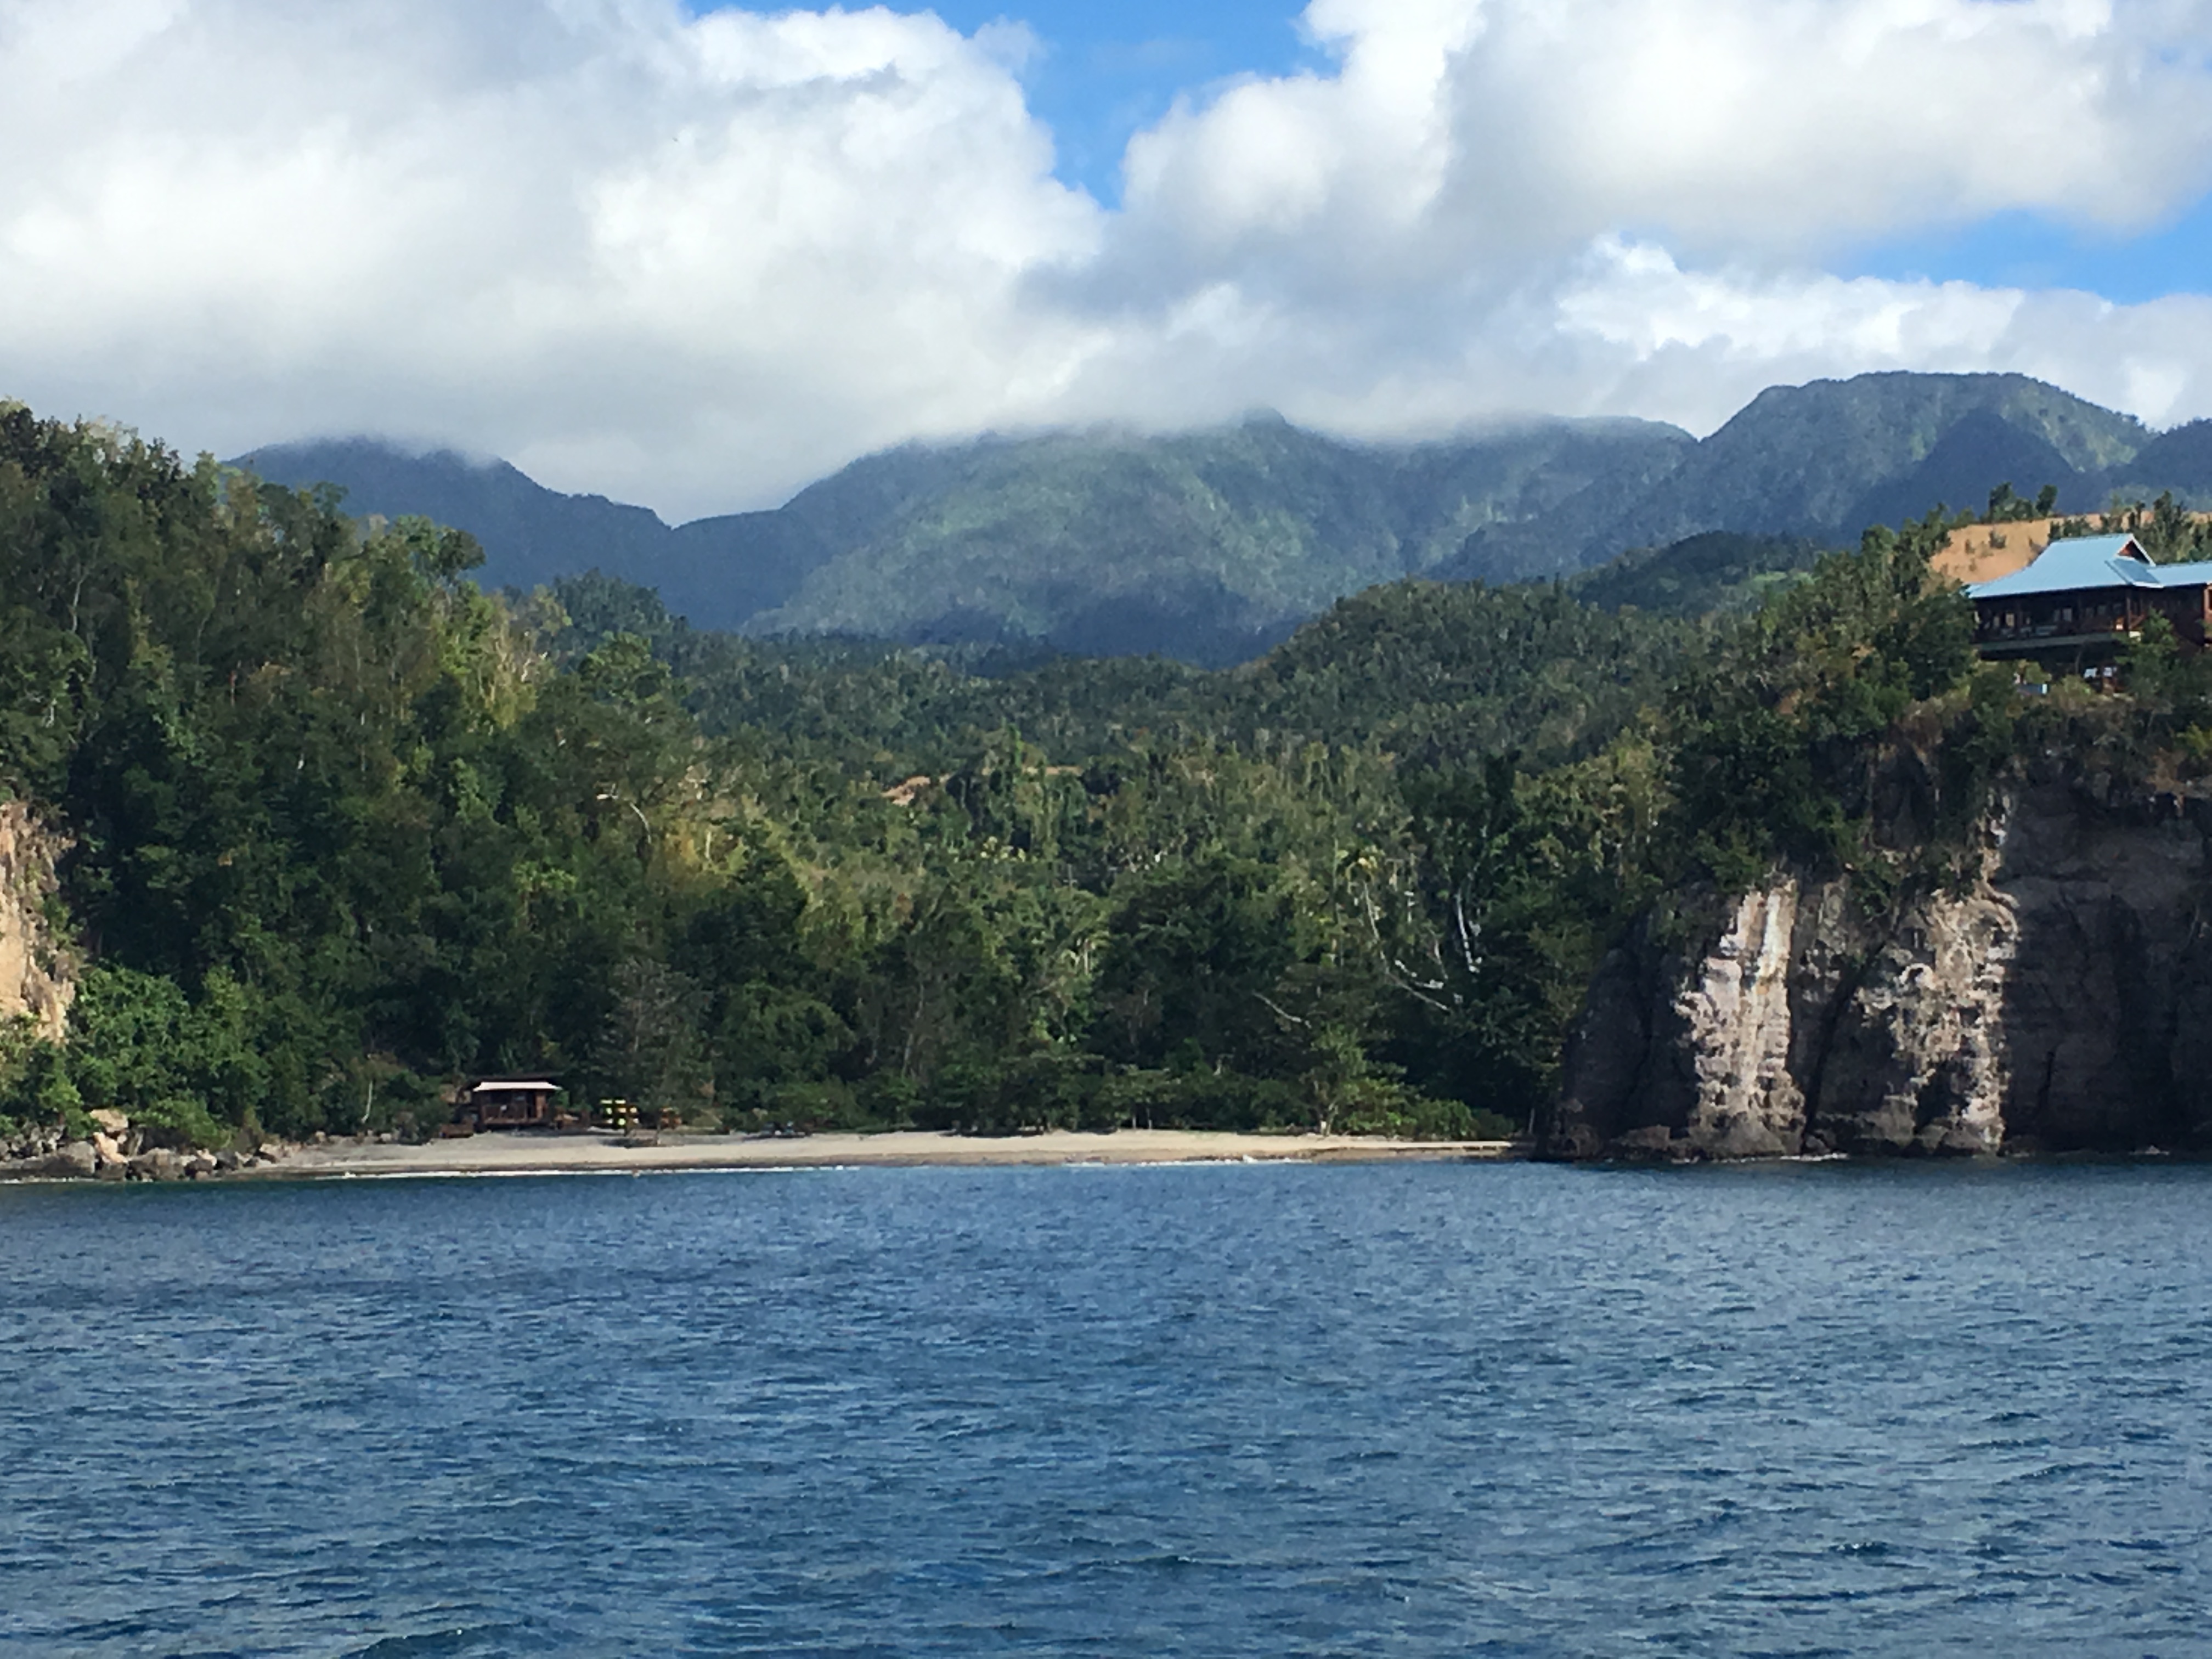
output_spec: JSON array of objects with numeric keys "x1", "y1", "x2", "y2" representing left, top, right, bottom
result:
[{"x1": 1967, "y1": 533, "x2": 2212, "y2": 659}]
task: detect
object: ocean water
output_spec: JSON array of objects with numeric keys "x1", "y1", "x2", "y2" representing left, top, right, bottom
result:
[{"x1": 1, "y1": 1160, "x2": 2209, "y2": 1657}]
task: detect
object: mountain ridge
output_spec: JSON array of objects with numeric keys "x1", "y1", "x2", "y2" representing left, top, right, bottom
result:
[
  {"x1": 235, "y1": 372, "x2": 2212, "y2": 663},
  {"x1": 1441, "y1": 371, "x2": 2152, "y2": 580}
]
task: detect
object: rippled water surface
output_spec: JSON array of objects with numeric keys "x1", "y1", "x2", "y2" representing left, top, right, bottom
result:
[{"x1": 3, "y1": 1160, "x2": 2211, "y2": 1655}]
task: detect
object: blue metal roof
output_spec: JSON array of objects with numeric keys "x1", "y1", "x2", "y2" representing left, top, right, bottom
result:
[{"x1": 1966, "y1": 534, "x2": 2171, "y2": 600}]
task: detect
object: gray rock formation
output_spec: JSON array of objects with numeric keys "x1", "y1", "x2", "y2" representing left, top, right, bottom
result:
[
  {"x1": 44, "y1": 1141, "x2": 95, "y2": 1179},
  {"x1": 1549, "y1": 774, "x2": 2212, "y2": 1158}
]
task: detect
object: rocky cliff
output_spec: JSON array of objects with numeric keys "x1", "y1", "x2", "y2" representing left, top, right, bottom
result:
[
  {"x1": 0, "y1": 800, "x2": 72, "y2": 1045},
  {"x1": 1548, "y1": 772, "x2": 2212, "y2": 1158}
]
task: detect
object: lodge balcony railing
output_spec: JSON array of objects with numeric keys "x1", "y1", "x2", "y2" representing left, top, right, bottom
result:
[{"x1": 1976, "y1": 617, "x2": 2139, "y2": 643}]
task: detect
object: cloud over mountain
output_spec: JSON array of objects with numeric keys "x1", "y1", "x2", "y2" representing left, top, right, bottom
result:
[{"x1": 3, "y1": 0, "x2": 2211, "y2": 516}]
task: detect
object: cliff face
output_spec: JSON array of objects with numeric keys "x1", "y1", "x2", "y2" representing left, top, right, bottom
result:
[
  {"x1": 1549, "y1": 776, "x2": 2212, "y2": 1158},
  {"x1": 0, "y1": 801, "x2": 73, "y2": 1045}
]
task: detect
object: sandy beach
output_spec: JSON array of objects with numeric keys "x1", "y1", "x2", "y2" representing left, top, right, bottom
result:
[{"x1": 258, "y1": 1128, "x2": 1520, "y2": 1180}]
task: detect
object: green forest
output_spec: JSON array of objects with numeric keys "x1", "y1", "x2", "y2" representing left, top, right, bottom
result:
[{"x1": 3, "y1": 403, "x2": 2177, "y2": 1150}]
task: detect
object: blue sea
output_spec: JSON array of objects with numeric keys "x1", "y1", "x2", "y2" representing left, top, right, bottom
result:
[{"x1": 2, "y1": 1159, "x2": 2209, "y2": 1656}]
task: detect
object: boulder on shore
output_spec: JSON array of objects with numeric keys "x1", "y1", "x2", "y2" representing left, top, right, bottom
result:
[{"x1": 44, "y1": 1141, "x2": 97, "y2": 1179}]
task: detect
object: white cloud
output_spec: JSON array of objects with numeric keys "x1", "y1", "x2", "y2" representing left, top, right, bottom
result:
[
  {"x1": 2, "y1": 0, "x2": 2212, "y2": 516},
  {"x1": 0, "y1": 0, "x2": 1108, "y2": 512},
  {"x1": 1541, "y1": 240, "x2": 2212, "y2": 437},
  {"x1": 1117, "y1": 0, "x2": 2212, "y2": 288}
]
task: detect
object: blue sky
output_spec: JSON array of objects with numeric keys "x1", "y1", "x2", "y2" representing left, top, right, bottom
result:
[
  {"x1": 683, "y1": 0, "x2": 1330, "y2": 203},
  {"x1": 905, "y1": 0, "x2": 1328, "y2": 202},
  {"x1": 1845, "y1": 198, "x2": 2212, "y2": 307}
]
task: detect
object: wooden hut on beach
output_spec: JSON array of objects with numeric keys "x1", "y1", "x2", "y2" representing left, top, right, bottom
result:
[{"x1": 466, "y1": 1079, "x2": 561, "y2": 1130}]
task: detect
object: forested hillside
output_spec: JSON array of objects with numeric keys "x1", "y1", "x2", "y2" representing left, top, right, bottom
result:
[
  {"x1": 742, "y1": 417, "x2": 1689, "y2": 663},
  {"x1": 1571, "y1": 532, "x2": 1834, "y2": 616},
  {"x1": 554, "y1": 568, "x2": 1691, "y2": 771},
  {"x1": 245, "y1": 417, "x2": 1691, "y2": 659},
  {"x1": 8, "y1": 396, "x2": 2092, "y2": 1153}
]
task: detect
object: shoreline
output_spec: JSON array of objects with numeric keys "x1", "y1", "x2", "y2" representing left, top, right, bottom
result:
[
  {"x1": 234, "y1": 1128, "x2": 1522, "y2": 1181},
  {"x1": 8, "y1": 1131, "x2": 2204, "y2": 1184}
]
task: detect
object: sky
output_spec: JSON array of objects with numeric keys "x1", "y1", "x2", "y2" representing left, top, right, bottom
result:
[
  {"x1": 859, "y1": 0, "x2": 1329, "y2": 204},
  {"x1": 4, "y1": 0, "x2": 2212, "y2": 520}
]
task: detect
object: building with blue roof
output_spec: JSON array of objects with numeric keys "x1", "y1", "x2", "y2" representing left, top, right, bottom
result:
[{"x1": 1965, "y1": 533, "x2": 2212, "y2": 658}]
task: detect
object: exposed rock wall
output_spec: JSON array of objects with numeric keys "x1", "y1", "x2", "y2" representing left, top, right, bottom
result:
[
  {"x1": 0, "y1": 800, "x2": 71, "y2": 1044},
  {"x1": 1549, "y1": 776, "x2": 2212, "y2": 1158}
]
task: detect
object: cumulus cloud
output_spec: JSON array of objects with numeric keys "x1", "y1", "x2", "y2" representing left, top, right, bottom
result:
[
  {"x1": 1119, "y1": 0, "x2": 2212, "y2": 284},
  {"x1": 2, "y1": 0, "x2": 2211, "y2": 515},
  {"x1": 0, "y1": 0, "x2": 1107, "y2": 511}
]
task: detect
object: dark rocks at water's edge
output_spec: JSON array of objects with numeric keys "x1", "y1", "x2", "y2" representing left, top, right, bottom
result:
[
  {"x1": 1546, "y1": 768, "x2": 2212, "y2": 1161},
  {"x1": 0, "y1": 1121, "x2": 250, "y2": 1181},
  {"x1": 0, "y1": 1115, "x2": 392, "y2": 1182}
]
